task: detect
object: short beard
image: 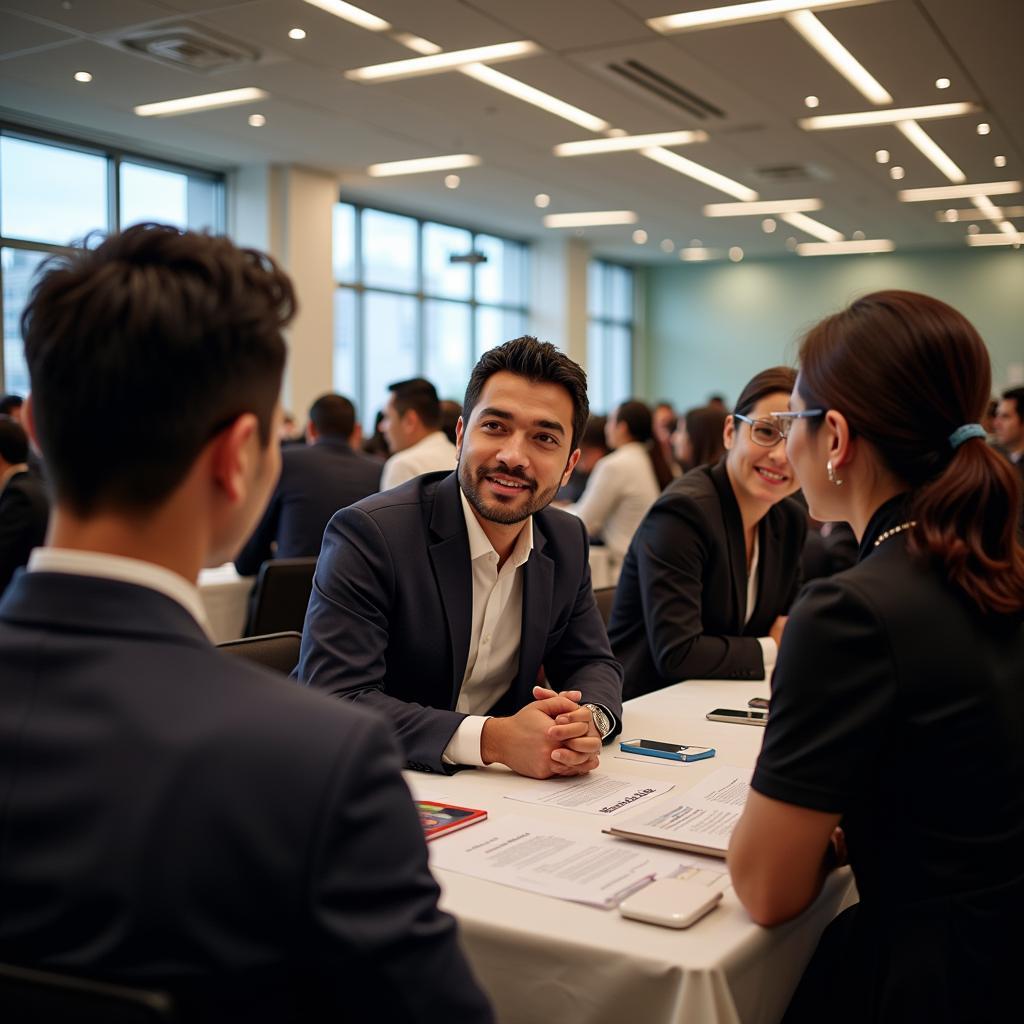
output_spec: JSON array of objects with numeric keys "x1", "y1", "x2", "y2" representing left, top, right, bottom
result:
[{"x1": 458, "y1": 458, "x2": 558, "y2": 525}]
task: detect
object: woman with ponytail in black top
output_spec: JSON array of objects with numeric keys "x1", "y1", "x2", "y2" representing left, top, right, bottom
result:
[{"x1": 728, "y1": 291, "x2": 1024, "y2": 1023}]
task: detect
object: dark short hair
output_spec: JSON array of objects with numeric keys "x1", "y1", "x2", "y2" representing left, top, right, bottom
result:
[
  {"x1": 1002, "y1": 387, "x2": 1024, "y2": 418},
  {"x1": 734, "y1": 367, "x2": 797, "y2": 418},
  {"x1": 308, "y1": 393, "x2": 356, "y2": 439},
  {"x1": 388, "y1": 378, "x2": 441, "y2": 430},
  {"x1": 439, "y1": 399, "x2": 461, "y2": 445},
  {"x1": 580, "y1": 415, "x2": 609, "y2": 453},
  {"x1": 0, "y1": 394, "x2": 23, "y2": 416},
  {"x1": 0, "y1": 415, "x2": 28, "y2": 464},
  {"x1": 21, "y1": 223, "x2": 294, "y2": 515},
  {"x1": 463, "y1": 336, "x2": 589, "y2": 449}
]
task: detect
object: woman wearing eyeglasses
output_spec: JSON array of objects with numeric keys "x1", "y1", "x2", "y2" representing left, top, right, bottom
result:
[
  {"x1": 729, "y1": 292, "x2": 1024, "y2": 1023},
  {"x1": 608, "y1": 367, "x2": 806, "y2": 699}
]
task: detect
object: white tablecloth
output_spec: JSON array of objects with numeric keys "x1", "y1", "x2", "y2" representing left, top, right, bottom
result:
[
  {"x1": 406, "y1": 678, "x2": 854, "y2": 1024},
  {"x1": 197, "y1": 564, "x2": 254, "y2": 643}
]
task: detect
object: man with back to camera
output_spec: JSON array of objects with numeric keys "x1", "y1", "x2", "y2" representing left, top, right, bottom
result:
[
  {"x1": 379, "y1": 376, "x2": 457, "y2": 489},
  {"x1": 0, "y1": 414, "x2": 49, "y2": 595},
  {"x1": 0, "y1": 224, "x2": 492, "y2": 1023},
  {"x1": 296, "y1": 336, "x2": 624, "y2": 777},
  {"x1": 234, "y1": 391, "x2": 382, "y2": 575}
]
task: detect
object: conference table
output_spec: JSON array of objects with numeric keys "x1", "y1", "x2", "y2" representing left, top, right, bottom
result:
[{"x1": 406, "y1": 678, "x2": 855, "y2": 1024}]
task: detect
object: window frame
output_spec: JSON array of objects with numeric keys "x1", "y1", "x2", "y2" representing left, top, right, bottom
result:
[{"x1": 587, "y1": 258, "x2": 636, "y2": 414}]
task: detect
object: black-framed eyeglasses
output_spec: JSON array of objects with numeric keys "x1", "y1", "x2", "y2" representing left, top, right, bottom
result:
[
  {"x1": 734, "y1": 409, "x2": 824, "y2": 446},
  {"x1": 769, "y1": 409, "x2": 825, "y2": 439}
]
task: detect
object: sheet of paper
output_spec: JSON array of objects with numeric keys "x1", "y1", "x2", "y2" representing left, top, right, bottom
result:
[
  {"x1": 503, "y1": 773, "x2": 674, "y2": 816},
  {"x1": 428, "y1": 814, "x2": 699, "y2": 908}
]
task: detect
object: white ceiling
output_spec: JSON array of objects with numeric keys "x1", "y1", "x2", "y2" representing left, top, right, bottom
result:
[{"x1": 0, "y1": 0, "x2": 1020, "y2": 263}]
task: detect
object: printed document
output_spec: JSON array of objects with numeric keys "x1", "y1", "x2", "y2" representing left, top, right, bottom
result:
[{"x1": 503, "y1": 773, "x2": 674, "y2": 816}]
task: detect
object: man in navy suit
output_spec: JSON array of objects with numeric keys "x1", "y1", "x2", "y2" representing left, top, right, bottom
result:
[
  {"x1": 0, "y1": 224, "x2": 492, "y2": 1023},
  {"x1": 234, "y1": 392, "x2": 381, "y2": 575},
  {"x1": 297, "y1": 337, "x2": 624, "y2": 777}
]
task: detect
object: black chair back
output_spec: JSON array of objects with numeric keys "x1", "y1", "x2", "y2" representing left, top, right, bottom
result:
[
  {"x1": 0, "y1": 962, "x2": 173, "y2": 1023},
  {"x1": 594, "y1": 586, "x2": 617, "y2": 628},
  {"x1": 244, "y1": 557, "x2": 317, "y2": 637},
  {"x1": 217, "y1": 631, "x2": 302, "y2": 676}
]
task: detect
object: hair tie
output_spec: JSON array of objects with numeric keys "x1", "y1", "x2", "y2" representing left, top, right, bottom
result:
[{"x1": 948, "y1": 423, "x2": 986, "y2": 449}]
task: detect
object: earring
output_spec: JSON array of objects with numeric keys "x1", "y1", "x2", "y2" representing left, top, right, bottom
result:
[{"x1": 826, "y1": 460, "x2": 843, "y2": 487}]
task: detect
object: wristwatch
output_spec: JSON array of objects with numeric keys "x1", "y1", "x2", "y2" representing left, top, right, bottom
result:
[{"x1": 583, "y1": 703, "x2": 613, "y2": 739}]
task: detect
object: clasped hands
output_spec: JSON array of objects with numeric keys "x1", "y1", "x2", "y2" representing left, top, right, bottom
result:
[{"x1": 480, "y1": 685, "x2": 602, "y2": 780}]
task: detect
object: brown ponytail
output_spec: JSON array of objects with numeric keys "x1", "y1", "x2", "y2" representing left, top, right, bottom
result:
[
  {"x1": 798, "y1": 290, "x2": 1024, "y2": 616},
  {"x1": 615, "y1": 400, "x2": 675, "y2": 490}
]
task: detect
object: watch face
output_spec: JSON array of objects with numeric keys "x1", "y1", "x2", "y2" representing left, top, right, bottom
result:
[{"x1": 585, "y1": 704, "x2": 610, "y2": 736}]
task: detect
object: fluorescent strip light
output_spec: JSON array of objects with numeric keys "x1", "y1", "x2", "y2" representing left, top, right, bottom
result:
[
  {"x1": 345, "y1": 40, "x2": 539, "y2": 82},
  {"x1": 543, "y1": 211, "x2": 638, "y2": 228},
  {"x1": 679, "y1": 248, "x2": 724, "y2": 261},
  {"x1": 998, "y1": 219, "x2": 1019, "y2": 236},
  {"x1": 895, "y1": 121, "x2": 965, "y2": 183},
  {"x1": 934, "y1": 206, "x2": 1024, "y2": 222},
  {"x1": 786, "y1": 11, "x2": 892, "y2": 105},
  {"x1": 966, "y1": 233, "x2": 1024, "y2": 246},
  {"x1": 704, "y1": 198, "x2": 823, "y2": 216},
  {"x1": 366, "y1": 153, "x2": 480, "y2": 177},
  {"x1": 648, "y1": 0, "x2": 886, "y2": 34},
  {"x1": 800, "y1": 102, "x2": 979, "y2": 130},
  {"x1": 797, "y1": 239, "x2": 894, "y2": 255},
  {"x1": 641, "y1": 147, "x2": 759, "y2": 201},
  {"x1": 393, "y1": 34, "x2": 442, "y2": 55},
  {"x1": 300, "y1": 0, "x2": 390, "y2": 31},
  {"x1": 971, "y1": 195, "x2": 1004, "y2": 223},
  {"x1": 134, "y1": 87, "x2": 267, "y2": 117},
  {"x1": 554, "y1": 130, "x2": 708, "y2": 157},
  {"x1": 780, "y1": 211, "x2": 844, "y2": 242},
  {"x1": 898, "y1": 181, "x2": 1023, "y2": 202}
]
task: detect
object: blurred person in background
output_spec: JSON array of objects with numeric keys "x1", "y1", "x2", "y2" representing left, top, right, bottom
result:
[
  {"x1": 557, "y1": 414, "x2": 609, "y2": 503},
  {"x1": 439, "y1": 399, "x2": 462, "y2": 446},
  {"x1": 652, "y1": 401, "x2": 681, "y2": 477},
  {"x1": 0, "y1": 414, "x2": 49, "y2": 595},
  {"x1": 672, "y1": 404, "x2": 727, "y2": 473},
  {"x1": 380, "y1": 377, "x2": 456, "y2": 490},
  {"x1": 362, "y1": 409, "x2": 390, "y2": 461}
]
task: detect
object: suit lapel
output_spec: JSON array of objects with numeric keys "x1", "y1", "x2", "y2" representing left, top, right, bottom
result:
[
  {"x1": 514, "y1": 527, "x2": 552, "y2": 692},
  {"x1": 709, "y1": 462, "x2": 747, "y2": 627}
]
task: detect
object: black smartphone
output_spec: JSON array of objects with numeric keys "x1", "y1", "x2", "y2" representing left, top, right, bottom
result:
[
  {"x1": 706, "y1": 708, "x2": 768, "y2": 727},
  {"x1": 747, "y1": 697, "x2": 770, "y2": 710}
]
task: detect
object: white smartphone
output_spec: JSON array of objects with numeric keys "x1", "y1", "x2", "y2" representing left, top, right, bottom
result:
[
  {"x1": 706, "y1": 708, "x2": 768, "y2": 727},
  {"x1": 619, "y1": 877, "x2": 723, "y2": 928}
]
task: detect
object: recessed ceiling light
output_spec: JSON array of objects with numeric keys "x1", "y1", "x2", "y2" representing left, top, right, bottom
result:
[
  {"x1": 762, "y1": 218, "x2": 777, "y2": 233},
  {"x1": 689, "y1": 238, "x2": 702, "y2": 246},
  {"x1": 786, "y1": 236, "x2": 799, "y2": 250},
  {"x1": 729, "y1": 246, "x2": 744, "y2": 262},
  {"x1": 444, "y1": 174, "x2": 460, "y2": 189},
  {"x1": 944, "y1": 209, "x2": 959, "y2": 221},
  {"x1": 797, "y1": 239, "x2": 894, "y2": 255},
  {"x1": 345, "y1": 40, "x2": 540, "y2": 83},
  {"x1": 852, "y1": 229, "x2": 865, "y2": 239},
  {"x1": 642, "y1": 147, "x2": 758, "y2": 201},
  {"x1": 632, "y1": 229, "x2": 648, "y2": 244},
  {"x1": 966, "y1": 223, "x2": 980, "y2": 234},
  {"x1": 704, "y1": 198, "x2": 823, "y2": 216},
  {"x1": 935, "y1": 77, "x2": 950, "y2": 89},
  {"x1": 898, "y1": 181, "x2": 1023, "y2": 202},
  {"x1": 300, "y1": 0, "x2": 390, "y2": 32},
  {"x1": 896, "y1": 120, "x2": 965, "y2": 183},
  {"x1": 73, "y1": 71, "x2": 92, "y2": 83},
  {"x1": 648, "y1": 0, "x2": 888, "y2": 34},
  {"x1": 247, "y1": 113, "x2": 266, "y2": 127},
  {"x1": 890, "y1": 165, "x2": 905, "y2": 180},
  {"x1": 542, "y1": 210, "x2": 638, "y2": 228},
  {"x1": 875, "y1": 149, "x2": 890, "y2": 164},
  {"x1": 799, "y1": 101, "x2": 979, "y2": 130},
  {"x1": 995, "y1": 155, "x2": 1007, "y2": 168},
  {"x1": 976, "y1": 122, "x2": 991, "y2": 135},
  {"x1": 134, "y1": 87, "x2": 268, "y2": 117},
  {"x1": 288, "y1": 28, "x2": 307, "y2": 40},
  {"x1": 660, "y1": 239, "x2": 675, "y2": 253},
  {"x1": 804, "y1": 95, "x2": 819, "y2": 108},
  {"x1": 366, "y1": 154, "x2": 481, "y2": 177},
  {"x1": 553, "y1": 130, "x2": 708, "y2": 157},
  {"x1": 534, "y1": 193, "x2": 551, "y2": 208},
  {"x1": 780, "y1": 211, "x2": 845, "y2": 241}
]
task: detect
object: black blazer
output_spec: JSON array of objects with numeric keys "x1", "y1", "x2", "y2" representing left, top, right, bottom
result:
[
  {"x1": 296, "y1": 471, "x2": 624, "y2": 774},
  {"x1": 235, "y1": 438, "x2": 382, "y2": 576},
  {"x1": 0, "y1": 571, "x2": 491, "y2": 1023},
  {"x1": 0, "y1": 468, "x2": 49, "y2": 595},
  {"x1": 609, "y1": 460, "x2": 806, "y2": 697}
]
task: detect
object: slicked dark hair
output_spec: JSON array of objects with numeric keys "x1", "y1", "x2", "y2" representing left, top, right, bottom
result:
[
  {"x1": 463, "y1": 336, "x2": 589, "y2": 449},
  {"x1": 21, "y1": 223, "x2": 294, "y2": 515},
  {"x1": 1002, "y1": 386, "x2": 1024, "y2": 419},
  {"x1": 389, "y1": 377, "x2": 441, "y2": 430},
  {"x1": 309, "y1": 393, "x2": 356, "y2": 439},
  {"x1": 0, "y1": 394, "x2": 23, "y2": 416}
]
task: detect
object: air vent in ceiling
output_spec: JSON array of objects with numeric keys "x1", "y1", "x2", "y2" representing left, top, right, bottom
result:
[
  {"x1": 606, "y1": 60, "x2": 725, "y2": 121},
  {"x1": 754, "y1": 163, "x2": 831, "y2": 183},
  {"x1": 118, "y1": 26, "x2": 259, "y2": 73}
]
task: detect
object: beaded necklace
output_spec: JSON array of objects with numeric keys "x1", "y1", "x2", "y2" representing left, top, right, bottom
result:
[{"x1": 873, "y1": 520, "x2": 916, "y2": 548}]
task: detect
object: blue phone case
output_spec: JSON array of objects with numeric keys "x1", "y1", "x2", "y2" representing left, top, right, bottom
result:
[{"x1": 619, "y1": 741, "x2": 716, "y2": 762}]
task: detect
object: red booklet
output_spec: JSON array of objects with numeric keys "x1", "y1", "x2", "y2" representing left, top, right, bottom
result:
[{"x1": 417, "y1": 801, "x2": 488, "y2": 841}]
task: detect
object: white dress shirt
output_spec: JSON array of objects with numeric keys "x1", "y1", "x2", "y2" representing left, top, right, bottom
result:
[
  {"x1": 28, "y1": 547, "x2": 213, "y2": 639},
  {"x1": 743, "y1": 534, "x2": 778, "y2": 676},
  {"x1": 566, "y1": 442, "x2": 660, "y2": 568},
  {"x1": 442, "y1": 490, "x2": 534, "y2": 767},
  {"x1": 381, "y1": 431, "x2": 457, "y2": 491}
]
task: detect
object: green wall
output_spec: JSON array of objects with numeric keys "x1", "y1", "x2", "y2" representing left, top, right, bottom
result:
[{"x1": 642, "y1": 248, "x2": 1024, "y2": 410}]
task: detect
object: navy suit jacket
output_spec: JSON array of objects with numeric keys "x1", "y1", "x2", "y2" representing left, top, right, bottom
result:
[
  {"x1": 296, "y1": 471, "x2": 624, "y2": 774},
  {"x1": 235, "y1": 438, "x2": 382, "y2": 576},
  {"x1": 0, "y1": 571, "x2": 491, "y2": 1023},
  {"x1": 0, "y1": 468, "x2": 49, "y2": 595}
]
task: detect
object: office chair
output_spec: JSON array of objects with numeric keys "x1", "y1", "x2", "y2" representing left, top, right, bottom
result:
[
  {"x1": 217, "y1": 631, "x2": 302, "y2": 676},
  {"x1": 243, "y1": 557, "x2": 317, "y2": 636}
]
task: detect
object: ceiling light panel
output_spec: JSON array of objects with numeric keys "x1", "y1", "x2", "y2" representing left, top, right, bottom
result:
[
  {"x1": 366, "y1": 154, "x2": 481, "y2": 177},
  {"x1": 704, "y1": 199, "x2": 824, "y2": 216},
  {"x1": 785, "y1": 11, "x2": 892, "y2": 105},
  {"x1": 898, "y1": 181, "x2": 1023, "y2": 202},
  {"x1": 345, "y1": 41, "x2": 540, "y2": 82},
  {"x1": 647, "y1": 0, "x2": 889, "y2": 34},
  {"x1": 797, "y1": 239, "x2": 895, "y2": 255},
  {"x1": 554, "y1": 131, "x2": 708, "y2": 157},
  {"x1": 300, "y1": 0, "x2": 390, "y2": 31},
  {"x1": 134, "y1": 87, "x2": 268, "y2": 117},
  {"x1": 780, "y1": 211, "x2": 845, "y2": 242},
  {"x1": 935, "y1": 206, "x2": 1024, "y2": 222},
  {"x1": 641, "y1": 147, "x2": 759, "y2": 202},
  {"x1": 966, "y1": 233, "x2": 1024, "y2": 247},
  {"x1": 800, "y1": 102, "x2": 980, "y2": 130},
  {"x1": 895, "y1": 121, "x2": 965, "y2": 183},
  {"x1": 543, "y1": 211, "x2": 638, "y2": 228}
]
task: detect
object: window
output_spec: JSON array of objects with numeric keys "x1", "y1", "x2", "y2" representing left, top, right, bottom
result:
[
  {"x1": 333, "y1": 203, "x2": 529, "y2": 428},
  {"x1": 0, "y1": 126, "x2": 225, "y2": 392},
  {"x1": 587, "y1": 260, "x2": 634, "y2": 414}
]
